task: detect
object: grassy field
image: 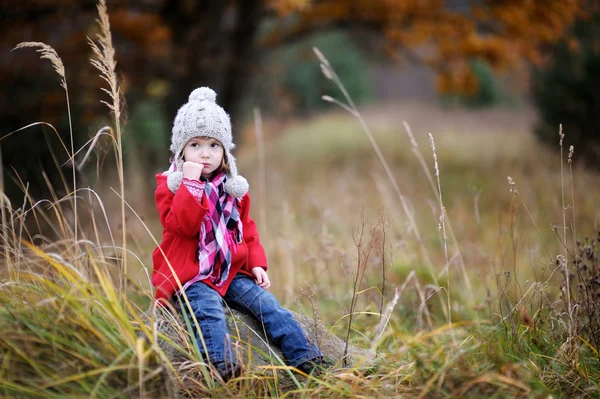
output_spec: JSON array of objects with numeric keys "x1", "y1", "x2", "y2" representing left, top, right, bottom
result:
[
  {"x1": 236, "y1": 102, "x2": 600, "y2": 309},
  {"x1": 2, "y1": 98, "x2": 599, "y2": 397},
  {"x1": 1, "y1": 4, "x2": 600, "y2": 396}
]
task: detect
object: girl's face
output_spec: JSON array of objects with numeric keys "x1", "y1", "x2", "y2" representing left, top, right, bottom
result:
[{"x1": 182, "y1": 137, "x2": 224, "y2": 177}]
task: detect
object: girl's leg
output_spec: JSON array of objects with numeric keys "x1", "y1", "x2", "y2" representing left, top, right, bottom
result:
[
  {"x1": 223, "y1": 275, "x2": 323, "y2": 367},
  {"x1": 178, "y1": 281, "x2": 238, "y2": 377}
]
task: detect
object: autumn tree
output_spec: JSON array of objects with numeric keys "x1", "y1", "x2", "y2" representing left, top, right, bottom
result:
[
  {"x1": 531, "y1": 6, "x2": 600, "y2": 166},
  {"x1": 0, "y1": 0, "x2": 583, "y2": 202}
]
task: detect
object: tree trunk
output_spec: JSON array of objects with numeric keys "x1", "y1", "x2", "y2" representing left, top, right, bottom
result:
[{"x1": 162, "y1": 0, "x2": 264, "y2": 143}]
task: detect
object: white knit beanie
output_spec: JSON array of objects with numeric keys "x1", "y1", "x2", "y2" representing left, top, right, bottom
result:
[{"x1": 165, "y1": 87, "x2": 248, "y2": 198}]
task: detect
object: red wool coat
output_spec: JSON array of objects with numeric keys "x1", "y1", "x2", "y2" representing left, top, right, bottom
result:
[{"x1": 151, "y1": 174, "x2": 267, "y2": 302}]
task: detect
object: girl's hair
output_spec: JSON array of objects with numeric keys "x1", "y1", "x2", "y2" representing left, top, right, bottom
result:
[{"x1": 216, "y1": 152, "x2": 231, "y2": 175}]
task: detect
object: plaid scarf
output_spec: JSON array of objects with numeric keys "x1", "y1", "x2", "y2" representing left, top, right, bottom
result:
[{"x1": 195, "y1": 172, "x2": 243, "y2": 286}]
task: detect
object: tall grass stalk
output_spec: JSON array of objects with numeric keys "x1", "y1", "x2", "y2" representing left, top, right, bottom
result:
[
  {"x1": 0, "y1": 144, "x2": 8, "y2": 271},
  {"x1": 377, "y1": 205, "x2": 390, "y2": 318},
  {"x1": 428, "y1": 133, "x2": 454, "y2": 334},
  {"x1": 507, "y1": 176, "x2": 553, "y2": 263},
  {"x1": 314, "y1": 47, "x2": 436, "y2": 279},
  {"x1": 558, "y1": 124, "x2": 574, "y2": 350},
  {"x1": 343, "y1": 208, "x2": 373, "y2": 366},
  {"x1": 403, "y1": 122, "x2": 473, "y2": 296},
  {"x1": 254, "y1": 107, "x2": 267, "y2": 232},
  {"x1": 568, "y1": 145, "x2": 577, "y2": 261},
  {"x1": 368, "y1": 283, "x2": 402, "y2": 360},
  {"x1": 12, "y1": 43, "x2": 78, "y2": 244},
  {"x1": 508, "y1": 176, "x2": 519, "y2": 302},
  {"x1": 89, "y1": 0, "x2": 127, "y2": 296},
  {"x1": 428, "y1": 134, "x2": 448, "y2": 271}
]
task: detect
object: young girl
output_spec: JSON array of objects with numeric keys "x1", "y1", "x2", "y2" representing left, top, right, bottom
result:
[{"x1": 151, "y1": 87, "x2": 327, "y2": 381}]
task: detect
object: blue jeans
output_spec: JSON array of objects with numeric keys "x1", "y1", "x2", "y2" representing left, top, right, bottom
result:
[{"x1": 179, "y1": 275, "x2": 322, "y2": 370}]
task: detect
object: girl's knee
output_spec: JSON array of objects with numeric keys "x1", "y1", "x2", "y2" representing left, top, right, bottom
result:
[{"x1": 251, "y1": 289, "x2": 283, "y2": 312}]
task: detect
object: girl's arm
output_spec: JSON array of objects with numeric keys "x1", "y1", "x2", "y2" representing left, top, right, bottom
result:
[
  {"x1": 240, "y1": 193, "x2": 268, "y2": 271},
  {"x1": 155, "y1": 175, "x2": 209, "y2": 238}
]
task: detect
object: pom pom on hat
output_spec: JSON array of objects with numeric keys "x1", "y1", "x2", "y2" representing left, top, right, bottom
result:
[
  {"x1": 189, "y1": 87, "x2": 216, "y2": 104},
  {"x1": 167, "y1": 171, "x2": 183, "y2": 194},
  {"x1": 224, "y1": 175, "x2": 249, "y2": 199}
]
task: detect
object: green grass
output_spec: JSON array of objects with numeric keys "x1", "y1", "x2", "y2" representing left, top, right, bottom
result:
[
  {"x1": 2, "y1": 3, "x2": 600, "y2": 395},
  {"x1": 2, "y1": 102, "x2": 600, "y2": 397}
]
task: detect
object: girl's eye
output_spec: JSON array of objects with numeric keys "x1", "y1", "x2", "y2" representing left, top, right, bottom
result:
[
  {"x1": 211, "y1": 143, "x2": 219, "y2": 148},
  {"x1": 190, "y1": 143, "x2": 199, "y2": 148}
]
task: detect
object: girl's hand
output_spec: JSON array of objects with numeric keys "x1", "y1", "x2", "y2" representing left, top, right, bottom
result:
[
  {"x1": 182, "y1": 161, "x2": 203, "y2": 180},
  {"x1": 251, "y1": 267, "x2": 270, "y2": 289}
]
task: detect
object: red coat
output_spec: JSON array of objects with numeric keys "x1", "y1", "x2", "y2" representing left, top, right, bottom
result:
[{"x1": 151, "y1": 174, "x2": 267, "y2": 302}]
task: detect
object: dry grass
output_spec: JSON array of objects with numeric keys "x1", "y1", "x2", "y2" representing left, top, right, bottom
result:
[
  {"x1": 2, "y1": 1, "x2": 600, "y2": 397},
  {"x1": 234, "y1": 107, "x2": 599, "y2": 307}
]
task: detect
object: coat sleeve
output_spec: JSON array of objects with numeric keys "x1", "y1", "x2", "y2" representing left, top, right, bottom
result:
[
  {"x1": 240, "y1": 193, "x2": 268, "y2": 272},
  {"x1": 155, "y1": 175, "x2": 209, "y2": 238}
]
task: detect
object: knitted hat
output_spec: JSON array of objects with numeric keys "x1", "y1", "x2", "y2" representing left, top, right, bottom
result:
[{"x1": 165, "y1": 87, "x2": 248, "y2": 198}]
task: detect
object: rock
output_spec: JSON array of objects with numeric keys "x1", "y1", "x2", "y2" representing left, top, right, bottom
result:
[
  {"x1": 225, "y1": 308, "x2": 366, "y2": 368},
  {"x1": 141, "y1": 305, "x2": 367, "y2": 372}
]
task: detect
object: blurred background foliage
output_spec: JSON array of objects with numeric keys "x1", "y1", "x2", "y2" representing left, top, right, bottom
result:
[
  {"x1": 440, "y1": 59, "x2": 508, "y2": 109},
  {"x1": 246, "y1": 30, "x2": 372, "y2": 116},
  {"x1": 0, "y1": 0, "x2": 596, "y2": 205},
  {"x1": 531, "y1": 8, "x2": 600, "y2": 167}
]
